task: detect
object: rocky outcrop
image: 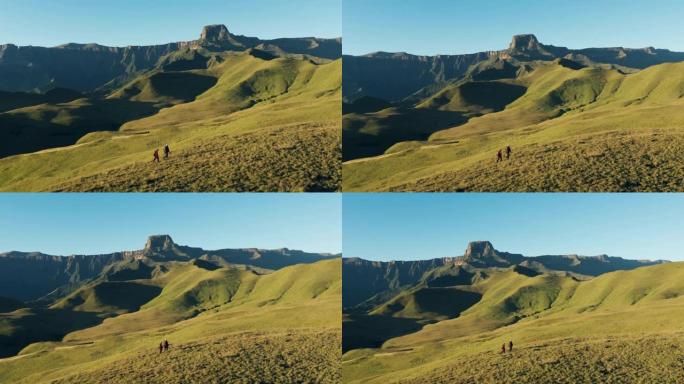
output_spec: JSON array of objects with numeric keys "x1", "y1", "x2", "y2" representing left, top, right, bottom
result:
[
  {"x1": 461, "y1": 241, "x2": 524, "y2": 267},
  {"x1": 509, "y1": 34, "x2": 541, "y2": 51},
  {"x1": 200, "y1": 24, "x2": 231, "y2": 43}
]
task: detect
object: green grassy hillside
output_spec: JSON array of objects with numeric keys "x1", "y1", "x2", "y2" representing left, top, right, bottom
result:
[
  {"x1": 51, "y1": 329, "x2": 340, "y2": 384},
  {"x1": 0, "y1": 259, "x2": 341, "y2": 383},
  {"x1": 343, "y1": 61, "x2": 684, "y2": 191},
  {"x1": 0, "y1": 51, "x2": 341, "y2": 192},
  {"x1": 342, "y1": 262, "x2": 684, "y2": 383}
]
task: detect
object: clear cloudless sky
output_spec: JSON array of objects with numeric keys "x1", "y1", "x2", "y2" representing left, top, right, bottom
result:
[
  {"x1": 0, "y1": 0, "x2": 341, "y2": 47},
  {"x1": 0, "y1": 193, "x2": 341, "y2": 255},
  {"x1": 343, "y1": 0, "x2": 684, "y2": 55},
  {"x1": 343, "y1": 194, "x2": 684, "y2": 262}
]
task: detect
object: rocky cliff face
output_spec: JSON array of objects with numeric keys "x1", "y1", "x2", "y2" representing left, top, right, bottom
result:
[
  {"x1": 0, "y1": 24, "x2": 341, "y2": 93},
  {"x1": 461, "y1": 240, "x2": 524, "y2": 267},
  {"x1": 141, "y1": 234, "x2": 196, "y2": 259},
  {"x1": 509, "y1": 34, "x2": 541, "y2": 51},
  {"x1": 343, "y1": 51, "x2": 494, "y2": 102},
  {"x1": 342, "y1": 257, "x2": 454, "y2": 308},
  {"x1": 0, "y1": 251, "x2": 129, "y2": 301},
  {"x1": 200, "y1": 24, "x2": 231, "y2": 43}
]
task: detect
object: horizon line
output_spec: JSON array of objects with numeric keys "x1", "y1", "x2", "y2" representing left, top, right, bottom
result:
[
  {"x1": 342, "y1": 240, "x2": 668, "y2": 263},
  {"x1": 342, "y1": 33, "x2": 678, "y2": 58},
  {"x1": 1, "y1": 23, "x2": 341, "y2": 49}
]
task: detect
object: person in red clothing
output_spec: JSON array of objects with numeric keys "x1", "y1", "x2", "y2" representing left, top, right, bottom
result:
[
  {"x1": 496, "y1": 149, "x2": 503, "y2": 163},
  {"x1": 153, "y1": 149, "x2": 160, "y2": 163},
  {"x1": 500, "y1": 343, "x2": 506, "y2": 354}
]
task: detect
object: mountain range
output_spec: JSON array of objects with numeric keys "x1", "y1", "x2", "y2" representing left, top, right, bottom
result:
[
  {"x1": 343, "y1": 34, "x2": 684, "y2": 103},
  {"x1": 343, "y1": 240, "x2": 664, "y2": 309},
  {"x1": 1, "y1": 24, "x2": 341, "y2": 93},
  {"x1": 0, "y1": 234, "x2": 338, "y2": 302},
  {"x1": 342, "y1": 242, "x2": 684, "y2": 383}
]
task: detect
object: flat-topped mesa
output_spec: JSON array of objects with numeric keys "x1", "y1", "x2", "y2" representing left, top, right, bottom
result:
[
  {"x1": 143, "y1": 234, "x2": 177, "y2": 254},
  {"x1": 463, "y1": 241, "x2": 497, "y2": 260},
  {"x1": 509, "y1": 34, "x2": 541, "y2": 52},
  {"x1": 461, "y1": 241, "x2": 523, "y2": 268},
  {"x1": 200, "y1": 24, "x2": 231, "y2": 43}
]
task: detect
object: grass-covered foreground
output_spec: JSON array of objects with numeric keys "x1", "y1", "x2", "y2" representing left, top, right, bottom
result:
[
  {"x1": 51, "y1": 330, "x2": 340, "y2": 384},
  {"x1": 393, "y1": 334, "x2": 684, "y2": 384},
  {"x1": 0, "y1": 259, "x2": 341, "y2": 383},
  {"x1": 0, "y1": 50, "x2": 341, "y2": 191}
]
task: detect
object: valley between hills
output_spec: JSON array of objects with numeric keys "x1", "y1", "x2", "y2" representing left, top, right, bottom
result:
[
  {"x1": 0, "y1": 25, "x2": 341, "y2": 192},
  {"x1": 343, "y1": 34, "x2": 684, "y2": 192},
  {"x1": 342, "y1": 241, "x2": 684, "y2": 383},
  {"x1": 0, "y1": 235, "x2": 341, "y2": 383}
]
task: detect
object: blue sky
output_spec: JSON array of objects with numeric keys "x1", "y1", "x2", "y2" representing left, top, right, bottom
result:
[
  {"x1": 0, "y1": 0, "x2": 341, "y2": 47},
  {"x1": 344, "y1": 0, "x2": 684, "y2": 55},
  {"x1": 343, "y1": 194, "x2": 684, "y2": 262},
  {"x1": 0, "y1": 194, "x2": 341, "y2": 255}
]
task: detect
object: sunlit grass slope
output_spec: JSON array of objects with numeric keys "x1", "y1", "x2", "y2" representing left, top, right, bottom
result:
[
  {"x1": 343, "y1": 61, "x2": 684, "y2": 191},
  {"x1": 343, "y1": 262, "x2": 684, "y2": 383},
  {"x1": 0, "y1": 259, "x2": 341, "y2": 383},
  {"x1": 0, "y1": 51, "x2": 341, "y2": 192}
]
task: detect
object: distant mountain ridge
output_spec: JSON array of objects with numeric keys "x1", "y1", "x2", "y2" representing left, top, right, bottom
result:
[
  {"x1": 343, "y1": 241, "x2": 665, "y2": 308},
  {"x1": 0, "y1": 24, "x2": 341, "y2": 93},
  {"x1": 0, "y1": 235, "x2": 339, "y2": 301},
  {"x1": 343, "y1": 34, "x2": 684, "y2": 102}
]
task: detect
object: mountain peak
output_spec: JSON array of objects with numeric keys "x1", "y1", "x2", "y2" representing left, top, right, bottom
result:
[
  {"x1": 464, "y1": 241, "x2": 496, "y2": 259},
  {"x1": 144, "y1": 235, "x2": 177, "y2": 253},
  {"x1": 509, "y1": 34, "x2": 541, "y2": 51},
  {"x1": 200, "y1": 24, "x2": 230, "y2": 42}
]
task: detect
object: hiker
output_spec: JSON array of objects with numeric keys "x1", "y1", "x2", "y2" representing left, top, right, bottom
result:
[
  {"x1": 500, "y1": 343, "x2": 506, "y2": 354},
  {"x1": 508, "y1": 340, "x2": 513, "y2": 352},
  {"x1": 506, "y1": 145, "x2": 512, "y2": 160},
  {"x1": 159, "y1": 342, "x2": 163, "y2": 354},
  {"x1": 164, "y1": 339, "x2": 169, "y2": 352},
  {"x1": 496, "y1": 149, "x2": 503, "y2": 163},
  {"x1": 164, "y1": 144, "x2": 171, "y2": 159},
  {"x1": 153, "y1": 149, "x2": 160, "y2": 163}
]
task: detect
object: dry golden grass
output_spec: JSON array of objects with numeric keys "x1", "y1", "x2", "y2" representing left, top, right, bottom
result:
[
  {"x1": 52, "y1": 122, "x2": 340, "y2": 192},
  {"x1": 52, "y1": 329, "x2": 341, "y2": 384},
  {"x1": 397, "y1": 333, "x2": 684, "y2": 384},
  {"x1": 388, "y1": 130, "x2": 684, "y2": 192}
]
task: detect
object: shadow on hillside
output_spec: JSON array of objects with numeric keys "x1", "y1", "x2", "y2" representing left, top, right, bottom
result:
[
  {"x1": 343, "y1": 108, "x2": 467, "y2": 161},
  {"x1": 0, "y1": 308, "x2": 105, "y2": 358},
  {"x1": 342, "y1": 314, "x2": 429, "y2": 352},
  {"x1": 0, "y1": 98, "x2": 160, "y2": 158}
]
